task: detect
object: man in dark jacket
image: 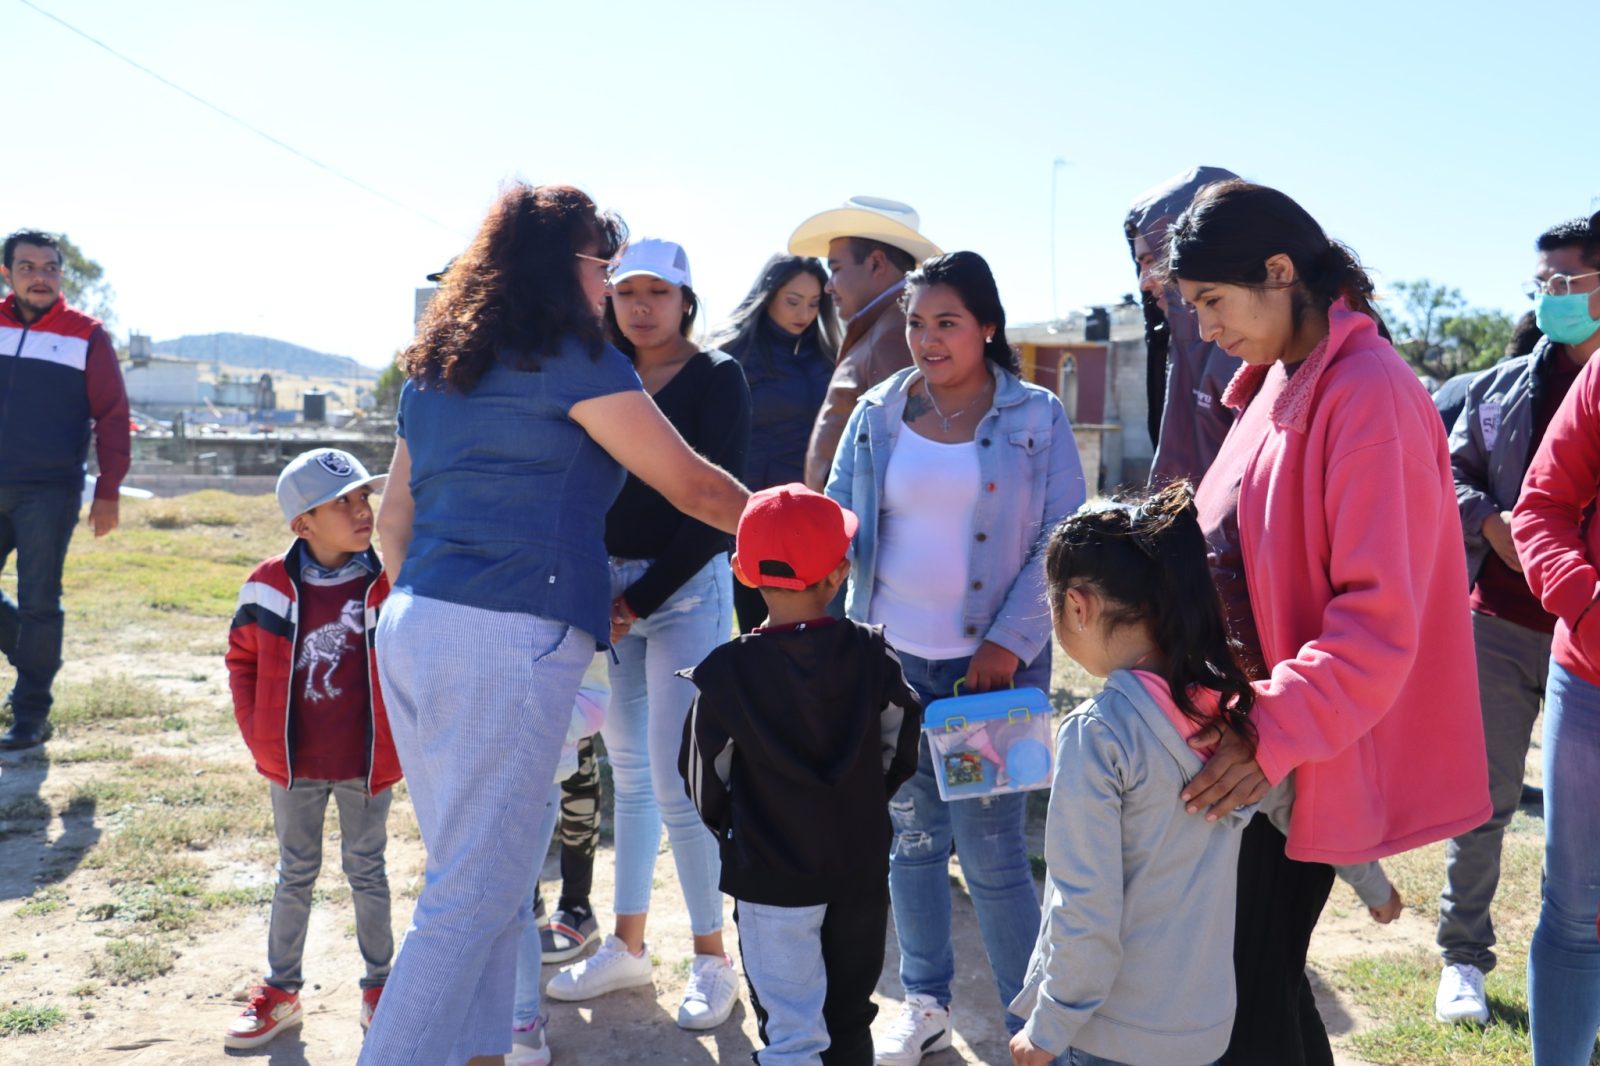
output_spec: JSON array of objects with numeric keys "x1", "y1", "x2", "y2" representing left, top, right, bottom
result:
[
  {"x1": 1125, "y1": 166, "x2": 1242, "y2": 486},
  {"x1": 789, "y1": 198, "x2": 941, "y2": 490},
  {"x1": 1433, "y1": 216, "x2": 1600, "y2": 1026},
  {"x1": 0, "y1": 230, "x2": 129, "y2": 750}
]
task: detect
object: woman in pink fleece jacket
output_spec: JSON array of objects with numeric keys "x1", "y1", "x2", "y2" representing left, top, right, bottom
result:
[
  {"x1": 1159, "y1": 179, "x2": 1491, "y2": 1065},
  {"x1": 1510, "y1": 219, "x2": 1600, "y2": 1066}
]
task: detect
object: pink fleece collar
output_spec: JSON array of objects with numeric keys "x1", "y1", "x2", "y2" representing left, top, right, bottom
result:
[{"x1": 1220, "y1": 299, "x2": 1379, "y2": 434}]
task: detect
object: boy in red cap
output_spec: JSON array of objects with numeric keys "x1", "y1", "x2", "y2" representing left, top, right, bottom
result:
[{"x1": 678, "y1": 483, "x2": 923, "y2": 1064}]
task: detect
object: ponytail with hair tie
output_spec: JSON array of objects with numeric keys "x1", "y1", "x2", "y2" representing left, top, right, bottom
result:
[{"x1": 1045, "y1": 480, "x2": 1258, "y2": 747}]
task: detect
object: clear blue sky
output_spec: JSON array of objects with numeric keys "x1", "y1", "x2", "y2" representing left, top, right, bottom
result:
[{"x1": 6, "y1": 0, "x2": 1595, "y2": 368}]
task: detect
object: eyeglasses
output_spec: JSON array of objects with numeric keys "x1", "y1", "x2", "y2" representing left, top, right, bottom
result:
[
  {"x1": 574, "y1": 252, "x2": 615, "y2": 282},
  {"x1": 9, "y1": 261, "x2": 62, "y2": 278},
  {"x1": 1524, "y1": 271, "x2": 1600, "y2": 300}
]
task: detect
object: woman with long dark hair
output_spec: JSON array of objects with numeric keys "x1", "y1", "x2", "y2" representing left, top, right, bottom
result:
[
  {"x1": 827, "y1": 251, "x2": 1085, "y2": 1064},
  {"x1": 363, "y1": 187, "x2": 747, "y2": 1066},
  {"x1": 545, "y1": 238, "x2": 752, "y2": 1033},
  {"x1": 712, "y1": 255, "x2": 838, "y2": 630},
  {"x1": 1159, "y1": 179, "x2": 1489, "y2": 1065}
]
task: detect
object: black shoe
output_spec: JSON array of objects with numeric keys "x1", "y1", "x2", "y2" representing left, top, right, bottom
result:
[
  {"x1": 1521, "y1": 783, "x2": 1544, "y2": 808},
  {"x1": 0, "y1": 721, "x2": 52, "y2": 751}
]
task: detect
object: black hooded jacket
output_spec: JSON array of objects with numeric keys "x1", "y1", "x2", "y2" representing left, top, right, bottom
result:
[
  {"x1": 1125, "y1": 165, "x2": 1243, "y2": 484},
  {"x1": 678, "y1": 618, "x2": 922, "y2": 906}
]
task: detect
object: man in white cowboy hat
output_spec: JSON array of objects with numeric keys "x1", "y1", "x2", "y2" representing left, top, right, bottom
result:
[{"x1": 789, "y1": 197, "x2": 941, "y2": 490}]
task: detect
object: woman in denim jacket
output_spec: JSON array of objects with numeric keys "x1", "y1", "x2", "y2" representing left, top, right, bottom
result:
[{"x1": 826, "y1": 251, "x2": 1086, "y2": 1064}]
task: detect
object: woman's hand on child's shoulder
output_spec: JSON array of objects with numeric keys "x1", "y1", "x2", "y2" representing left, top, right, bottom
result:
[
  {"x1": 1182, "y1": 720, "x2": 1269, "y2": 821},
  {"x1": 1009, "y1": 1031, "x2": 1056, "y2": 1066}
]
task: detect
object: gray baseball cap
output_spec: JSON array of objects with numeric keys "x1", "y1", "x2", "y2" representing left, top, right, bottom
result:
[{"x1": 276, "y1": 448, "x2": 387, "y2": 523}]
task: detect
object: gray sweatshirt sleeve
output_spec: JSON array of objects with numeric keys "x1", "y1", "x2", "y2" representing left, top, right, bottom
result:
[
  {"x1": 1334, "y1": 861, "x2": 1395, "y2": 910},
  {"x1": 1020, "y1": 713, "x2": 1128, "y2": 1058}
]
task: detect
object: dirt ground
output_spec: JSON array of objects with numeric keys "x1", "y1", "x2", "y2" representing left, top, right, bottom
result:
[
  {"x1": 0, "y1": 492, "x2": 1432, "y2": 1064},
  {"x1": 0, "y1": 668, "x2": 1386, "y2": 1066}
]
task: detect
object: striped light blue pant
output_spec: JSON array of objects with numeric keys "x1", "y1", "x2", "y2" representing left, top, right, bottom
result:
[{"x1": 359, "y1": 590, "x2": 592, "y2": 1066}]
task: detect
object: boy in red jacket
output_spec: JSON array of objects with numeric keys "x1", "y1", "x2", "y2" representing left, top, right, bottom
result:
[{"x1": 224, "y1": 448, "x2": 400, "y2": 1049}]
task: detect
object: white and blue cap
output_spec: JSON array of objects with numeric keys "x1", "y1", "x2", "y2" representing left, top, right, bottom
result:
[
  {"x1": 275, "y1": 448, "x2": 387, "y2": 524},
  {"x1": 610, "y1": 238, "x2": 692, "y2": 288}
]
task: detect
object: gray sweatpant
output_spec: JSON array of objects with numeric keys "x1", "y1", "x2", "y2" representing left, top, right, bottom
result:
[
  {"x1": 266, "y1": 777, "x2": 393, "y2": 993},
  {"x1": 736, "y1": 891, "x2": 886, "y2": 1066},
  {"x1": 1437, "y1": 610, "x2": 1550, "y2": 972}
]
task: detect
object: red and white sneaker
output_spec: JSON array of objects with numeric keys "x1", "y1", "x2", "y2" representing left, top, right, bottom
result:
[
  {"x1": 224, "y1": 984, "x2": 302, "y2": 1049},
  {"x1": 360, "y1": 985, "x2": 382, "y2": 1031}
]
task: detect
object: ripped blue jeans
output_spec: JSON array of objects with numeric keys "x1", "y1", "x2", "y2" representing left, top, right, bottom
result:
[{"x1": 888, "y1": 649, "x2": 1046, "y2": 1033}]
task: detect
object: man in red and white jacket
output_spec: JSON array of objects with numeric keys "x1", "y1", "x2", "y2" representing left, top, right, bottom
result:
[{"x1": 0, "y1": 230, "x2": 129, "y2": 750}]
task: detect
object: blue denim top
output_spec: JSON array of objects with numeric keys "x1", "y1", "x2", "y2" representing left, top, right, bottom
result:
[
  {"x1": 825, "y1": 365, "x2": 1086, "y2": 668},
  {"x1": 396, "y1": 338, "x2": 643, "y2": 641}
]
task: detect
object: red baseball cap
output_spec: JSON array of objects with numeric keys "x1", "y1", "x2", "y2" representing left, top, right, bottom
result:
[{"x1": 731, "y1": 484, "x2": 858, "y2": 590}]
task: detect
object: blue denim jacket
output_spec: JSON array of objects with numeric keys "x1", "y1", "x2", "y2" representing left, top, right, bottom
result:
[{"x1": 825, "y1": 365, "x2": 1086, "y2": 667}]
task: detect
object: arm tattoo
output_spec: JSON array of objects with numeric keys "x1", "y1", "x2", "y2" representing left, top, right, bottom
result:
[{"x1": 903, "y1": 387, "x2": 932, "y2": 424}]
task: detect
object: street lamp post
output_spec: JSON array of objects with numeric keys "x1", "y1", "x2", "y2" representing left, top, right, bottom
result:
[{"x1": 1050, "y1": 158, "x2": 1070, "y2": 323}]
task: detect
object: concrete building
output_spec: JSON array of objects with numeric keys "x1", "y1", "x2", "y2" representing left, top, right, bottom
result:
[
  {"x1": 1007, "y1": 302, "x2": 1152, "y2": 493},
  {"x1": 122, "y1": 355, "x2": 202, "y2": 410}
]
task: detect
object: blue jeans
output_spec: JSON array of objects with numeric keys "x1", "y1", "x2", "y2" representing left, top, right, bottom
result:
[
  {"x1": 512, "y1": 778, "x2": 564, "y2": 1027},
  {"x1": 360, "y1": 593, "x2": 591, "y2": 1066},
  {"x1": 0, "y1": 484, "x2": 80, "y2": 727},
  {"x1": 603, "y1": 555, "x2": 730, "y2": 934},
  {"x1": 1529, "y1": 661, "x2": 1600, "y2": 1065},
  {"x1": 889, "y1": 649, "x2": 1046, "y2": 1033}
]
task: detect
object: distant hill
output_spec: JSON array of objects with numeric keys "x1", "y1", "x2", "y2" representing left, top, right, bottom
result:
[{"x1": 150, "y1": 333, "x2": 379, "y2": 380}]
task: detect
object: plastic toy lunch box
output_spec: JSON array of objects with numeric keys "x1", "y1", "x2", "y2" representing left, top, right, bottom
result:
[{"x1": 922, "y1": 686, "x2": 1056, "y2": 801}]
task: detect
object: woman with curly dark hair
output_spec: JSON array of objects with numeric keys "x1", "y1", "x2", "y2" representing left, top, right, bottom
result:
[{"x1": 361, "y1": 183, "x2": 747, "y2": 1066}]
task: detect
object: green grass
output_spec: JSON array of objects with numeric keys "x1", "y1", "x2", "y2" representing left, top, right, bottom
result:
[
  {"x1": 51, "y1": 675, "x2": 184, "y2": 730},
  {"x1": 50, "y1": 742, "x2": 133, "y2": 765},
  {"x1": 13, "y1": 888, "x2": 66, "y2": 919},
  {"x1": 1328, "y1": 946, "x2": 1600, "y2": 1065},
  {"x1": 4, "y1": 951, "x2": 27, "y2": 963},
  {"x1": 0, "y1": 1005, "x2": 66, "y2": 1037},
  {"x1": 0, "y1": 796, "x2": 51, "y2": 821},
  {"x1": 90, "y1": 937, "x2": 175, "y2": 985}
]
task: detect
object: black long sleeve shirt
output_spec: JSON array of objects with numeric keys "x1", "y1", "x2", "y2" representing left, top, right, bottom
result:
[{"x1": 604, "y1": 349, "x2": 751, "y2": 618}]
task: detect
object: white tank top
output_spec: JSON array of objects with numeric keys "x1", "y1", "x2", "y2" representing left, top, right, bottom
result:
[{"x1": 869, "y1": 425, "x2": 983, "y2": 660}]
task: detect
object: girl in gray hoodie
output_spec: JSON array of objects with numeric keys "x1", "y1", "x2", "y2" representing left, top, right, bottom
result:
[{"x1": 1009, "y1": 481, "x2": 1256, "y2": 1066}]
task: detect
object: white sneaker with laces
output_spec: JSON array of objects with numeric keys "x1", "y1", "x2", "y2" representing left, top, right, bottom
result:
[
  {"x1": 545, "y1": 935, "x2": 654, "y2": 1002},
  {"x1": 677, "y1": 952, "x2": 739, "y2": 1030},
  {"x1": 874, "y1": 993, "x2": 952, "y2": 1065},
  {"x1": 1435, "y1": 962, "x2": 1490, "y2": 1024}
]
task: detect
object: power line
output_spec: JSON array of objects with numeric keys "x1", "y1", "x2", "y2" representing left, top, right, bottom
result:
[{"x1": 17, "y1": 0, "x2": 466, "y2": 238}]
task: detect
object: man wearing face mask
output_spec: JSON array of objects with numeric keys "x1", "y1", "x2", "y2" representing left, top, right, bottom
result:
[
  {"x1": 1432, "y1": 215, "x2": 1600, "y2": 1027},
  {"x1": 0, "y1": 230, "x2": 129, "y2": 751},
  {"x1": 1125, "y1": 166, "x2": 1244, "y2": 486}
]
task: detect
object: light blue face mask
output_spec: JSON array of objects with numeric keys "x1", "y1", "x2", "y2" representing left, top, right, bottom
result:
[{"x1": 1535, "y1": 291, "x2": 1600, "y2": 345}]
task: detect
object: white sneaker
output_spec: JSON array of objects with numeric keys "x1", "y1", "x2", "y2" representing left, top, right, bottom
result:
[
  {"x1": 508, "y1": 1015, "x2": 551, "y2": 1066},
  {"x1": 677, "y1": 953, "x2": 739, "y2": 1030},
  {"x1": 545, "y1": 935, "x2": 653, "y2": 1001},
  {"x1": 1435, "y1": 962, "x2": 1490, "y2": 1024},
  {"x1": 874, "y1": 993, "x2": 952, "y2": 1065}
]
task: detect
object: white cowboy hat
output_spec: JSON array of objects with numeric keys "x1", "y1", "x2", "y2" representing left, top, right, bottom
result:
[{"x1": 788, "y1": 196, "x2": 942, "y2": 264}]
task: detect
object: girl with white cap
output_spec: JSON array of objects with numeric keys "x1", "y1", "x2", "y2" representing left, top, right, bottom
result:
[{"x1": 545, "y1": 238, "x2": 753, "y2": 1034}]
